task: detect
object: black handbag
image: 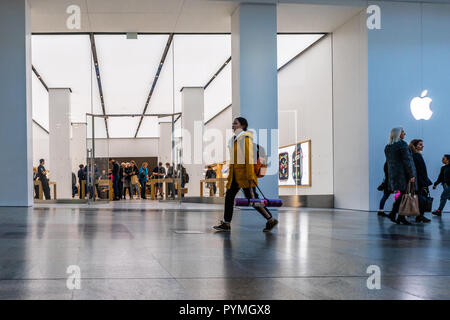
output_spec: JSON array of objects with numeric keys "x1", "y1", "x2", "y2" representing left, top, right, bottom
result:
[{"x1": 420, "y1": 188, "x2": 434, "y2": 212}]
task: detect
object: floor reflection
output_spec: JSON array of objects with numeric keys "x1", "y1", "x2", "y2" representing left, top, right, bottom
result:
[{"x1": 0, "y1": 204, "x2": 449, "y2": 299}]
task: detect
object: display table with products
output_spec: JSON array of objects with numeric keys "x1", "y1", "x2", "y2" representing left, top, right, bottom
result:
[
  {"x1": 200, "y1": 178, "x2": 227, "y2": 197},
  {"x1": 147, "y1": 178, "x2": 185, "y2": 200},
  {"x1": 80, "y1": 179, "x2": 113, "y2": 200},
  {"x1": 34, "y1": 180, "x2": 57, "y2": 200}
]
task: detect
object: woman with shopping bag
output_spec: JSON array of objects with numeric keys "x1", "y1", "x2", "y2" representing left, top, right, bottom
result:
[
  {"x1": 384, "y1": 127, "x2": 418, "y2": 225},
  {"x1": 213, "y1": 117, "x2": 278, "y2": 232}
]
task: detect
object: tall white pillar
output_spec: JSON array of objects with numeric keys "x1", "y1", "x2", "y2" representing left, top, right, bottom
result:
[
  {"x1": 49, "y1": 88, "x2": 72, "y2": 199},
  {"x1": 158, "y1": 122, "x2": 173, "y2": 165},
  {"x1": 231, "y1": 3, "x2": 279, "y2": 201},
  {"x1": 71, "y1": 123, "x2": 87, "y2": 174},
  {"x1": 0, "y1": 0, "x2": 32, "y2": 206},
  {"x1": 181, "y1": 87, "x2": 204, "y2": 197}
]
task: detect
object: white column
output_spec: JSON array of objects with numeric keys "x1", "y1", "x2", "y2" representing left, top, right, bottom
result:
[
  {"x1": 0, "y1": 0, "x2": 32, "y2": 206},
  {"x1": 231, "y1": 3, "x2": 279, "y2": 200},
  {"x1": 49, "y1": 88, "x2": 72, "y2": 199},
  {"x1": 181, "y1": 87, "x2": 204, "y2": 197},
  {"x1": 71, "y1": 123, "x2": 87, "y2": 174},
  {"x1": 158, "y1": 122, "x2": 173, "y2": 165}
]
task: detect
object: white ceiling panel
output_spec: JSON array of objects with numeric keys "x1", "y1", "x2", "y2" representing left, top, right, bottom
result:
[
  {"x1": 94, "y1": 116, "x2": 108, "y2": 139},
  {"x1": 94, "y1": 34, "x2": 169, "y2": 114},
  {"x1": 32, "y1": 73, "x2": 49, "y2": 130},
  {"x1": 277, "y1": 34, "x2": 324, "y2": 68},
  {"x1": 136, "y1": 116, "x2": 160, "y2": 138},
  {"x1": 107, "y1": 117, "x2": 141, "y2": 138},
  {"x1": 31, "y1": 35, "x2": 94, "y2": 123},
  {"x1": 146, "y1": 42, "x2": 174, "y2": 115},
  {"x1": 204, "y1": 62, "x2": 231, "y2": 123}
]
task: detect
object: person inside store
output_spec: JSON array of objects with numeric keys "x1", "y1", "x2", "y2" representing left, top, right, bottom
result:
[
  {"x1": 157, "y1": 162, "x2": 166, "y2": 198},
  {"x1": 119, "y1": 162, "x2": 126, "y2": 199},
  {"x1": 77, "y1": 164, "x2": 86, "y2": 199},
  {"x1": 409, "y1": 139, "x2": 432, "y2": 223},
  {"x1": 205, "y1": 165, "x2": 217, "y2": 195},
  {"x1": 176, "y1": 164, "x2": 188, "y2": 197},
  {"x1": 33, "y1": 167, "x2": 39, "y2": 199},
  {"x1": 377, "y1": 162, "x2": 392, "y2": 217},
  {"x1": 85, "y1": 161, "x2": 100, "y2": 199},
  {"x1": 123, "y1": 162, "x2": 133, "y2": 200},
  {"x1": 72, "y1": 172, "x2": 77, "y2": 198},
  {"x1": 165, "y1": 162, "x2": 176, "y2": 199},
  {"x1": 109, "y1": 158, "x2": 121, "y2": 200},
  {"x1": 130, "y1": 160, "x2": 140, "y2": 198},
  {"x1": 384, "y1": 127, "x2": 417, "y2": 225},
  {"x1": 37, "y1": 159, "x2": 51, "y2": 200},
  {"x1": 139, "y1": 162, "x2": 149, "y2": 199},
  {"x1": 432, "y1": 154, "x2": 450, "y2": 216},
  {"x1": 213, "y1": 117, "x2": 278, "y2": 232}
]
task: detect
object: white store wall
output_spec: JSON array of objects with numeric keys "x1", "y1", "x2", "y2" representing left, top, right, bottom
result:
[
  {"x1": 278, "y1": 35, "x2": 333, "y2": 196},
  {"x1": 332, "y1": 10, "x2": 369, "y2": 210},
  {"x1": 32, "y1": 121, "x2": 50, "y2": 169},
  {"x1": 93, "y1": 138, "x2": 159, "y2": 158}
]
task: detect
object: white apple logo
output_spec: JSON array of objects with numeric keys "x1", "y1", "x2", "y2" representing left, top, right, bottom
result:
[{"x1": 410, "y1": 90, "x2": 433, "y2": 120}]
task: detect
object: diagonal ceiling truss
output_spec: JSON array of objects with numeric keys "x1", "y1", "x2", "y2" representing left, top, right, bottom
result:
[
  {"x1": 89, "y1": 33, "x2": 110, "y2": 138},
  {"x1": 134, "y1": 33, "x2": 174, "y2": 138}
]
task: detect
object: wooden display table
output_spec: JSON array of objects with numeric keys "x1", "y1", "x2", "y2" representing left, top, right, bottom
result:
[
  {"x1": 34, "y1": 180, "x2": 57, "y2": 200},
  {"x1": 200, "y1": 178, "x2": 227, "y2": 197},
  {"x1": 147, "y1": 178, "x2": 185, "y2": 200}
]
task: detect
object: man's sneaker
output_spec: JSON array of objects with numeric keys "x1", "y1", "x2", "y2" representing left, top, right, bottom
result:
[
  {"x1": 213, "y1": 221, "x2": 231, "y2": 232},
  {"x1": 432, "y1": 210, "x2": 442, "y2": 217},
  {"x1": 263, "y1": 218, "x2": 278, "y2": 232}
]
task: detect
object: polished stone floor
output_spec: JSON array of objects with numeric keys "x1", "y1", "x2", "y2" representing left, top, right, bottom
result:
[{"x1": 0, "y1": 201, "x2": 449, "y2": 300}]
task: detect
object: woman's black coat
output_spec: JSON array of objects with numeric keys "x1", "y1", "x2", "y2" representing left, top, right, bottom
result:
[
  {"x1": 384, "y1": 140, "x2": 417, "y2": 191},
  {"x1": 412, "y1": 152, "x2": 432, "y2": 190}
]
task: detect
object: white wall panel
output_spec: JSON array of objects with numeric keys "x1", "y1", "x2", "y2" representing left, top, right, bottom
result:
[
  {"x1": 32, "y1": 121, "x2": 49, "y2": 169},
  {"x1": 277, "y1": 34, "x2": 324, "y2": 68},
  {"x1": 94, "y1": 138, "x2": 159, "y2": 158},
  {"x1": 204, "y1": 62, "x2": 232, "y2": 122},
  {"x1": 278, "y1": 36, "x2": 333, "y2": 196},
  {"x1": 31, "y1": 72, "x2": 49, "y2": 130},
  {"x1": 332, "y1": 11, "x2": 369, "y2": 210}
]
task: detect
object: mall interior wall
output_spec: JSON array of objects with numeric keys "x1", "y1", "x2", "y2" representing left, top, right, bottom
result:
[
  {"x1": 368, "y1": 1, "x2": 450, "y2": 211},
  {"x1": 278, "y1": 35, "x2": 333, "y2": 197},
  {"x1": 332, "y1": 9, "x2": 369, "y2": 211},
  {"x1": 33, "y1": 122, "x2": 49, "y2": 169}
]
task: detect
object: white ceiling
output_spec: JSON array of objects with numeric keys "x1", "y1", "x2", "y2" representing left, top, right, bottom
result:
[
  {"x1": 32, "y1": 33, "x2": 325, "y2": 137},
  {"x1": 28, "y1": 0, "x2": 363, "y2": 33},
  {"x1": 29, "y1": 0, "x2": 360, "y2": 138}
]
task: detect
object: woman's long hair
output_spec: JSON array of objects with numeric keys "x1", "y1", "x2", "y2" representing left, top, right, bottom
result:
[
  {"x1": 389, "y1": 127, "x2": 403, "y2": 144},
  {"x1": 409, "y1": 139, "x2": 423, "y2": 154}
]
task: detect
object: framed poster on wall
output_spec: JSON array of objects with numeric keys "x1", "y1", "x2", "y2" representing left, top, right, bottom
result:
[{"x1": 278, "y1": 140, "x2": 311, "y2": 187}]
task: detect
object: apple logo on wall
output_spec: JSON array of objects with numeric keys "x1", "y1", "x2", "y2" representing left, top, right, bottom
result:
[{"x1": 410, "y1": 90, "x2": 433, "y2": 120}]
